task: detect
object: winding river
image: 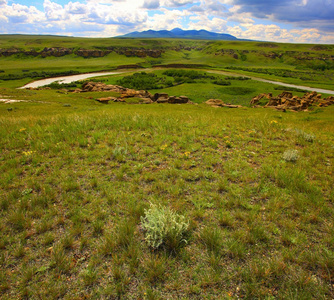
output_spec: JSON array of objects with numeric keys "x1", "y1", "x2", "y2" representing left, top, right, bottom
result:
[{"x1": 20, "y1": 68, "x2": 334, "y2": 95}]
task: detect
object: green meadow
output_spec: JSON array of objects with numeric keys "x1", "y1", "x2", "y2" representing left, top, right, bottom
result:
[
  {"x1": 0, "y1": 35, "x2": 333, "y2": 90},
  {"x1": 0, "y1": 35, "x2": 334, "y2": 299}
]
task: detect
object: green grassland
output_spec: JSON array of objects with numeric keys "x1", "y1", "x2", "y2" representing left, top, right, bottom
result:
[
  {"x1": 0, "y1": 35, "x2": 333, "y2": 90},
  {"x1": 0, "y1": 35, "x2": 334, "y2": 299},
  {"x1": 1, "y1": 96, "x2": 334, "y2": 299}
]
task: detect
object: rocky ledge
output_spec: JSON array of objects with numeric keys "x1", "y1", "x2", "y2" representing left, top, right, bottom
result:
[
  {"x1": 205, "y1": 99, "x2": 242, "y2": 108},
  {"x1": 250, "y1": 91, "x2": 334, "y2": 111},
  {"x1": 0, "y1": 47, "x2": 164, "y2": 58}
]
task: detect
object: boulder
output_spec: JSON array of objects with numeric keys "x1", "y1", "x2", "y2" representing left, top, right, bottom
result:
[
  {"x1": 265, "y1": 97, "x2": 281, "y2": 107},
  {"x1": 140, "y1": 98, "x2": 154, "y2": 104},
  {"x1": 120, "y1": 89, "x2": 138, "y2": 98},
  {"x1": 206, "y1": 99, "x2": 225, "y2": 107},
  {"x1": 205, "y1": 99, "x2": 241, "y2": 108},
  {"x1": 250, "y1": 93, "x2": 272, "y2": 106},
  {"x1": 153, "y1": 93, "x2": 169, "y2": 102},
  {"x1": 156, "y1": 97, "x2": 169, "y2": 103},
  {"x1": 168, "y1": 96, "x2": 189, "y2": 104},
  {"x1": 278, "y1": 91, "x2": 293, "y2": 99},
  {"x1": 81, "y1": 82, "x2": 153, "y2": 100},
  {"x1": 96, "y1": 97, "x2": 117, "y2": 104}
]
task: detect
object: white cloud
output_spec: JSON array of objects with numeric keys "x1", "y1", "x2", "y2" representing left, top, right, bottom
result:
[
  {"x1": 44, "y1": 0, "x2": 66, "y2": 21},
  {"x1": 163, "y1": 0, "x2": 194, "y2": 7},
  {"x1": 142, "y1": 0, "x2": 160, "y2": 9},
  {"x1": 188, "y1": 15, "x2": 228, "y2": 32},
  {"x1": 188, "y1": 0, "x2": 229, "y2": 17},
  {"x1": 225, "y1": 23, "x2": 334, "y2": 44},
  {"x1": 227, "y1": 24, "x2": 291, "y2": 42},
  {"x1": 0, "y1": 0, "x2": 332, "y2": 43},
  {"x1": 142, "y1": 8, "x2": 189, "y2": 31},
  {"x1": 225, "y1": 0, "x2": 334, "y2": 32},
  {"x1": 66, "y1": 2, "x2": 87, "y2": 15},
  {"x1": 0, "y1": 3, "x2": 44, "y2": 24}
]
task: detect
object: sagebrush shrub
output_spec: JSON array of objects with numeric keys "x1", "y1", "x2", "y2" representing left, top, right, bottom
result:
[
  {"x1": 141, "y1": 204, "x2": 189, "y2": 251},
  {"x1": 295, "y1": 129, "x2": 315, "y2": 142},
  {"x1": 282, "y1": 149, "x2": 299, "y2": 162}
]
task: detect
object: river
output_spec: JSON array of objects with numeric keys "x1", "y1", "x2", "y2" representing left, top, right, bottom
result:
[
  {"x1": 19, "y1": 68, "x2": 334, "y2": 95},
  {"x1": 19, "y1": 71, "x2": 128, "y2": 89}
]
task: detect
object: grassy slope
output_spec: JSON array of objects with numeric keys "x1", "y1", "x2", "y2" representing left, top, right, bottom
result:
[
  {"x1": 1, "y1": 91, "x2": 334, "y2": 298},
  {"x1": 0, "y1": 35, "x2": 334, "y2": 298}
]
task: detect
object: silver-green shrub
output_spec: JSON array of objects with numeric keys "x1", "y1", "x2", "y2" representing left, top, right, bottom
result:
[
  {"x1": 141, "y1": 204, "x2": 189, "y2": 251},
  {"x1": 282, "y1": 149, "x2": 299, "y2": 162},
  {"x1": 285, "y1": 128, "x2": 315, "y2": 143},
  {"x1": 296, "y1": 129, "x2": 315, "y2": 142}
]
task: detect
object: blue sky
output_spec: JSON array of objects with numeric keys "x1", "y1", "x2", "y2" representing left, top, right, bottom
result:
[{"x1": 1, "y1": 0, "x2": 333, "y2": 43}]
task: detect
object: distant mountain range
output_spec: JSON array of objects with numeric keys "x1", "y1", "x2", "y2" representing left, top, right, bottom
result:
[{"x1": 117, "y1": 28, "x2": 239, "y2": 41}]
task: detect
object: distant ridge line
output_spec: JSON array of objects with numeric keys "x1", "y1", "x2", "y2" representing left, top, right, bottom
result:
[{"x1": 117, "y1": 28, "x2": 244, "y2": 41}]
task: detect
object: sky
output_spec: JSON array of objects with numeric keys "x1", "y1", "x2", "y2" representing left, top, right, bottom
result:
[{"x1": 0, "y1": 0, "x2": 333, "y2": 44}]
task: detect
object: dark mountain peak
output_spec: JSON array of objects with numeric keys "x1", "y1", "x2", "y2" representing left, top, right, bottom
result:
[{"x1": 117, "y1": 28, "x2": 239, "y2": 41}]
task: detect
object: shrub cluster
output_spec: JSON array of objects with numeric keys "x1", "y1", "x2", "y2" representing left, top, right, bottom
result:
[
  {"x1": 45, "y1": 82, "x2": 78, "y2": 89},
  {"x1": 282, "y1": 149, "x2": 299, "y2": 162},
  {"x1": 225, "y1": 66, "x2": 312, "y2": 80},
  {"x1": 0, "y1": 70, "x2": 80, "y2": 81},
  {"x1": 116, "y1": 72, "x2": 168, "y2": 90},
  {"x1": 141, "y1": 204, "x2": 189, "y2": 251},
  {"x1": 212, "y1": 79, "x2": 231, "y2": 86},
  {"x1": 224, "y1": 76, "x2": 250, "y2": 81},
  {"x1": 162, "y1": 69, "x2": 215, "y2": 84},
  {"x1": 295, "y1": 129, "x2": 315, "y2": 143}
]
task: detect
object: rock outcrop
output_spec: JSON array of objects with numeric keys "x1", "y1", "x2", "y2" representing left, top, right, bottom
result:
[
  {"x1": 0, "y1": 47, "x2": 164, "y2": 59},
  {"x1": 153, "y1": 93, "x2": 169, "y2": 103},
  {"x1": 168, "y1": 96, "x2": 190, "y2": 104},
  {"x1": 250, "y1": 91, "x2": 334, "y2": 111},
  {"x1": 73, "y1": 81, "x2": 193, "y2": 105},
  {"x1": 96, "y1": 97, "x2": 117, "y2": 104},
  {"x1": 75, "y1": 49, "x2": 111, "y2": 58},
  {"x1": 205, "y1": 99, "x2": 242, "y2": 108},
  {"x1": 39, "y1": 47, "x2": 73, "y2": 57}
]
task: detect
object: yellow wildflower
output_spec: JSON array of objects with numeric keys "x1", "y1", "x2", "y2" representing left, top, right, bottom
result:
[
  {"x1": 23, "y1": 151, "x2": 35, "y2": 156},
  {"x1": 19, "y1": 128, "x2": 26, "y2": 132}
]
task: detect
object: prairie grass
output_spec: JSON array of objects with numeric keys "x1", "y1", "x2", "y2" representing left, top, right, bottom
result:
[{"x1": 0, "y1": 88, "x2": 334, "y2": 298}]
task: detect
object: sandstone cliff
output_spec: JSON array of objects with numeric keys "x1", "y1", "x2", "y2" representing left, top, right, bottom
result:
[{"x1": 0, "y1": 47, "x2": 164, "y2": 59}]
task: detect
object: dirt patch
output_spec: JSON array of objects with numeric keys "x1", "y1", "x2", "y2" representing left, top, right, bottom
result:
[{"x1": 0, "y1": 99, "x2": 27, "y2": 104}]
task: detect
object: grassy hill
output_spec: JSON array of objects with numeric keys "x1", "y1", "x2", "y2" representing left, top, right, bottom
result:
[
  {"x1": 0, "y1": 35, "x2": 334, "y2": 299},
  {"x1": 1, "y1": 95, "x2": 334, "y2": 298}
]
